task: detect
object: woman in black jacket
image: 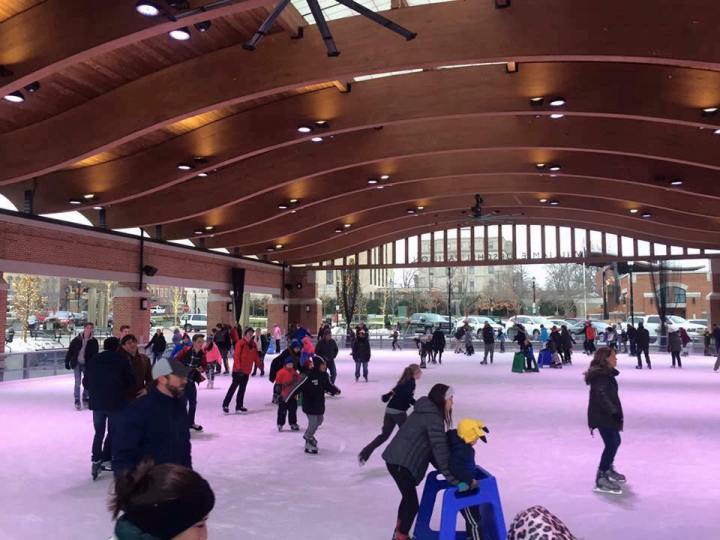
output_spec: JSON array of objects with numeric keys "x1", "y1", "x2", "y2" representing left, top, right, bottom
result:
[
  {"x1": 382, "y1": 383, "x2": 459, "y2": 540},
  {"x1": 585, "y1": 347, "x2": 626, "y2": 495},
  {"x1": 560, "y1": 325, "x2": 574, "y2": 364},
  {"x1": 145, "y1": 328, "x2": 167, "y2": 366},
  {"x1": 358, "y1": 364, "x2": 421, "y2": 465},
  {"x1": 352, "y1": 329, "x2": 372, "y2": 382}
]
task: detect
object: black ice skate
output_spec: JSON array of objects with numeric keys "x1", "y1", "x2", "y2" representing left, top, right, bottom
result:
[
  {"x1": 290, "y1": 424, "x2": 300, "y2": 431},
  {"x1": 91, "y1": 460, "x2": 102, "y2": 481},
  {"x1": 594, "y1": 470, "x2": 622, "y2": 495}
]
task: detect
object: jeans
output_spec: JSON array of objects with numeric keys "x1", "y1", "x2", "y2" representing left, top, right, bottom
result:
[
  {"x1": 387, "y1": 463, "x2": 419, "y2": 536},
  {"x1": 275, "y1": 339, "x2": 281, "y2": 353},
  {"x1": 355, "y1": 361, "x2": 368, "y2": 380},
  {"x1": 74, "y1": 364, "x2": 88, "y2": 404},
  {"x1": 206, "y1": 362, "x2": 216, "y2": 384},
  {"x1": 252, "y1": 356, "x2": 265, "y2": 376},
  {"x1": 483, "y1": 342, "x2": 494, "y2": 363},
  {"x1": 671, "y1": 351, "x2": 682, "y2": 367},
  {"x1": 499, "y1": 341, "x2": 505, "y2": 353},
  {"x1": 629, "y1": 339, "x2": 637, "y2": 356},
  {"x1": 326, "y1": 359, "x2": 337, "y2": 384},
  {"x1": 392, "y1": 338, "x2": 400, "y2": 350},
  {"x1": 636, "y1": 345, "x2": 651, "y2": 367},
  {"x1": 185, "y1": 381, "x2": 198, "y2": 425},
  {"x1": 359, "y1": 412, "x2": 407, "y2": 462},
  {"x1": 461, "y1": 506, "x2": 483, "y2": 540},
  {"x1": 150, "y1": 351, "x2": 162, "y2": 366},
  {"x1": 219, "y1": 347, "x2": 230, "y2": 373},
  {"x1": 223, "y1": 372, "x2": 249, "y2": 409},
  {"x1": 305, "y1": 414, "x2": 323, "y2": 440},
  {"x1": 598, "y1": 427, "x2": 621, "y2": 472},
  {"x1": 92, "y1": 410, "x2": 114, "y2": 462},
  {"x1": 563, "y1": 346, "x2": 572, "y2": 363},
  {"x1": 277, "y1": 398, "x2": 298, "y2": 427}
]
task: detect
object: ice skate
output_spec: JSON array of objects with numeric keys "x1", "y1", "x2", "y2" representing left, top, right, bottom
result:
[
  {"x1": 91, "y1": 460, "x2": 102, "y2": 481},
  {"x1": 236, "y1": 407, "x2": 248, "y2": 413},
  {"x1": 607, "y1": 465, "x2": 627, "y2": 484},
  {"x1": 222, "y1": 406, "x2": 229, "y2": 414},
  {"x1": 190, "y1": 423, "x2": 203, "y2": 432},
  {"x1": 74, "y1": 402, "x2": 82, "y2": 411},
  {"x1": 101, "y1": 461, "x2": 112, "y2": 472},
  {"x1": 364, "y1": 376, "x2": 368, "y2": 382},
  {"x1": 278, "y1": 425, "x2": 283, "y2": 432},
  {"x1": 594, "y1": 470, "x2": 622, "y2": 494},
  {"x1": 304, "y1": 437, "x2": 318, "y2": 454},
  {"x1": 290, "y1": 424, "x2": 300, "y2": 431}
]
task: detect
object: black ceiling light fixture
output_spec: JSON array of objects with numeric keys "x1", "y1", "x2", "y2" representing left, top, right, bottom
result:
[
  {"x1": 3, "y1": 91, "x2": 24, "y2": 103},
  {"x1": 243, "y1": 0, "x2": 416, "y2": 57},
  {"x1": 701, "y1": 106, "x2": 718, "y2": 118},
  {"x1": 495, "y1": 0, "x2": 511, "y2": 8},
  {"x1": 24, "y1": 81, "x2": 40, "y2": 93},
  {"x1": 135, "y1": 1, "x2": 161, "y2": 16},
  {"x1": 194, "y1": 20, "x2": 212, "y2": 32},
  {"x1": 0, "y1": 65, "x2": 13, "y2": 78},
  {"x1": 169, "y1": 26, "x2": 191, "y2": 40},
  {"x1": 529, "y1": 97, "x2": 544, "y2": 107}
]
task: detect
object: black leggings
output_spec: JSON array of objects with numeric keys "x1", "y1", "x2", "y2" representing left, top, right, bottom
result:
[
  {"x1": 671, "y1": 351, "x2": 682, "y2": 367},
  {"x1": 387, "y1": 463, "x2": 418, "y2": 536},
  {"x1": 359, "y1": 412, "x2": 407, "y2": 462}
]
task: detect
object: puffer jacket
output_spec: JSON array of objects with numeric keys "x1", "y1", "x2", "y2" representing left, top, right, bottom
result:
[
  {"x1": 382, "y1": 397, "x2": 458, "y2": 485},
  {"x1": 668, "y1": 331, "x2": 682, "y2": 352},
  {"x1": 112, "y1": 517, "x2": 161, "y2": 540},
  {"x1": 586, "y1": 368, "x2": 624, "y2": 431},
  {"x1": 351, "y1": 337, "x2": 371, "y2": 362}
]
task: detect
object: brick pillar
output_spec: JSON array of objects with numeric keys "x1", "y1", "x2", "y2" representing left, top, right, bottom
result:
[
  {"x1": 113, "y1": 283, "x2": 151, "y2": 343},
  {"x1": 207, "y1": 289, "x2": 234, "y2": 329},
  {"x1": 287, "y1": 268, "x2": 322, "y2": 335},
  {"x1": 707, "y1": 259, "x2": 720, "y2": 328},
  {"x1": 0, "y1": 273, "x2": 7, "y2": 354},
  {"x1": 268, "y1": 295, "x2": 288, "y2": 335}
]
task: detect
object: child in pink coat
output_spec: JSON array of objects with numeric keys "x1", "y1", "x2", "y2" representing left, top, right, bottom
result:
[{"x1": 204, "y1": 340, "x2": 222, "y2": 389}]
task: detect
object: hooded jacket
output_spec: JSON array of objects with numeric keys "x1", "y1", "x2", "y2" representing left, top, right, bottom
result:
[
  {"x1": 431, "y1": 329, "x2": 446, "y2": 351},
  {"x1": 447, "y1": 429, "x2": 476, "y2": 485},
  {"x1": 269, "y1": 348, "x2": 301, "y2": 382},
  {"x1": 351, "y1": 336, "x2": 371, "y2": 362},
  {"x1": 586, "y1": 368, "x2": 624, "y2": 431},
  {"x1": 83, "y1": 350, "x2": 135, "y2": 411},
  {"x1": 285, "y1": 364, "x2": 340, "y2": 415},
  {"x1": 382, "y1": 396, "x2": 457, "y2": 485},
  {"x1": 481, "y1": 325, "x2": 495, "y2": 344},
  {"x1": 636, "y1": 326, "x2": 650, "y2": 347},
  {"x1": 315, "y1": 338, "x2": 339, "y2": 362}
]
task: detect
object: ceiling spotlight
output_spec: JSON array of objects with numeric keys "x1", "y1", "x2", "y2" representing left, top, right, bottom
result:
[
  {"x1": 92, "y1": 206, "x2": 103, "y2": 211},
  {"x1": 641, "y1": 212, "x2": 652, "y2": 218},
  {"x1": 343, "y1": 223, "x2": 352, "y2": 229},
  {"x1": 714, "y1": 128, "x2": 720, "y2": 135},
  {"x1": 315, "y1": 120, "x2": 329, "y2": 128},
  {"x1": 380, "y1": 174, "x2": 390, "y2": 180},
  {"x1": 535, "y1": 163, "x2": 546, "y2": 169},
  {"x1": 83, "y1": 193, "x2": 95, "y2": 200},
  {"x1": 204, "y1": 226, "x2": 214, "y2": 231},
  {"x1": 266, "y1": 246, "x2": 275, "y2": 252},
  {"x1": 377, "y1": 185, "x2": 385, "y2": 190},
  {"x1": 548, "y1": 164, "x2": 561, "y2": 172},
  {"x1": 194, "y1": 230, "x2": 203, "y2": 235},
  {"x1": 407, "y1": 209, "x2": 416, "y2": 214},
  {"x1": 193, "y1": 156, "x2": 208, "y2": 165},
  {"x1": 417, "y1": 206, "x2": 425, "y2": 211},
  {"x1": 289, "y1": 198, "x2": 299, "y2": 204},
  {"x1": 194, "y1": 20, "x2": 212, "y2": 32},
  {"x1": 275, "y1": 244, "x2": 283, "y2": 249},
  {"x1": 670, "y1": 179, "x2": 684, "y2": 186},
  {"x1": 335, "y1": 227, "x2": 344, "y2": 233},
  {"x1": 539, "y1": 198, "x2": 548, "y2": 203},
  {"x1": 629, "y1": 208, "x2": 639, "y2": 214},
  {"x1": 529, "y1": 97, "x2": 544, "y2": 106},
  {"x1": 197, "y1": 172, "x2": 208, "y2": 177},
  {"x1": 177, "y1": 162, "x2": 193, "y2": 170},
  {"x1": 290, "y1": 209, "x2": 297, "y2": 214},
  {"x1": 367, "y1": 178, "x2": 379, "y2": 185},
  {"x1": 549, "y1": 199, "x2": 560, "y2": 206},
  {"x1": 311, "y1": 136, "x2": 323, "y2": 143},
  {"x1": 549, "y1": 97, "x2": 566, "y2": 107},
  {"x1": 550, "y1": 113, "x2": 565, "y2": 119},
  {"x1": 297, "y1": 125, "x2": 313, "y2": 133},
  {"x1": 69, "y1": 199, "x2": 82, "y2": 205},
  {"x1": 169, "y1": 27, "x2": 191, "y2": 41},
  {"x1": 3, "y1": 91, "x2": 24, "y2": 103},
  {"x1": 701, "y1": 106, "x2": 718, "y2": 117},
  {"x1": 24, "y1": 81, "x2": 40, "y2": 93},
  {"x1": 278, "y1": 204, "x2": 289, "y2": 210},
  {"x1": 135, "y1": 1, "x2": 160, "y2": 16}
]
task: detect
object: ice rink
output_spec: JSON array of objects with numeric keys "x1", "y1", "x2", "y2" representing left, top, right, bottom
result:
[{"x1": 1, "y1": 348, "x2": 719, "y2": 539}]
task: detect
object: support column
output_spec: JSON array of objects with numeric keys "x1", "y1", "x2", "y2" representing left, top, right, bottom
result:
[
  {"x1": 287, "y1": 268, "x2": 322, "y2": 335},
  {"x1": 207, "y1": 289, "x2": 234, "y2": 329},
  {"x1": 0, "y1": 273, "x2": 7, "y2": 354},
  {"x1": 112, "y1": 283, "x2": 151, "y2": 343},
  {"x1": 707, "y1": 259, "x2": 720, "y2": 327}
]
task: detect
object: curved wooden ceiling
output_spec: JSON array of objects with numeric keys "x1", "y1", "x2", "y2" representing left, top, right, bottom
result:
[{"x1": 0, "y1": 0, "x2": 718, "y2": 264}]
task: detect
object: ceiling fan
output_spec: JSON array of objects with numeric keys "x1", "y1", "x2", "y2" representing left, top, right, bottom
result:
[{"x1": 465, "y1": 194, "x2": 524, "y2": 223}]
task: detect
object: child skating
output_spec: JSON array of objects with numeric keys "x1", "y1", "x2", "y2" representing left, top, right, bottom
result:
[
  {"x1": 275, "y1": 356, "x2": 301, "y2": 432},
  {"x1": 284, "y1": 355, "x2": 341, "y2": 454}
]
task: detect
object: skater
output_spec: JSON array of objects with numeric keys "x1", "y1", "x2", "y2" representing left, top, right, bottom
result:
[
  {"x1": 352, "y1": 329, "x2": 371, "y2": 382},
  {"x1": 550, "y1": 326, "x2": 563, "y2": 362},
  {"x1": 447, "y1": 418, "x2": 491, "y2": 540},
  {"x1": 145, "y1": 328, "x2": 167, "y2": 366},
  {"x1": 214, "y1": 324, "x2": 232, "y2": 375},
  {"x1": 174, "y1": 334, "x2": 207, "y2": 432},
  {"x1": 454, "y1": 324, "x2": 466, "y2": 354},
  {"x1": 83, "y1": 336, "x2": 134, "y2": 479},
  {"x1": 620, "y1": 326, "x2": 628, "y2": 353},
  {"x1": 222, "y1": 327, "x2": 260, "y2": 413},
  {"x1": 560, "y1": 325, "x2": 575, "y2": 365},
  {"x1": 606, "y1": 325, "x2": 618, "y2": 350},
  {"x1": 679, "y1": 327, "x2": 691, "y2": 356},
  {"x1": 284, "y1": 355, "x2": 341, "y2": 454},
  {"x1": 539, "y1": 324, "x2": 549, "y2": 346},
  {"x1": 703, "y1": 329, "x2": 712, "y2": 356},
  {"x1": 269, "y1": 339, "x2": 303, "y2": 401},
  {"x1": 65, "y1": 322, "x2": 99, "y2": 410},
  {"x1": 626, "y1": 323, "x2": 637, "y2": 356},
  {"x1": 112, "y1": 358, "x2": 193, "y2": 476},
  {"x1": 431, "y1": 326, "x2": 446, "y2": 364},
  {"x1": 583, "y1": 321, "x2": 596, "y2": 355},
  {"x1": 315, "y1": 329, "x2": 339, "y2": 384},
  {"x1": 120, "y1": 334, "x2": 153, "y2": 401},
  {"x1": 464, "y1": 324, "x2": 475, "y2": 356},
  {"x1": 358, "y1": 363, "x2": 421, "y2": 465},
  {"x1": 251, "y1": 327, "x2": 268, "y2": 376},
  {"x1": 585, "y1": 347, "x2": 626, "y2": 494},
  {"x1": 272, "y1": 323, "x2": 283, "y2": 353},
  {"x1": 481, "y1": 322, "x2": 494, "y2": 364},
  {"x1": 635, "y1": 322, "x2": 651, "y2": 369},
  {"x1": 420, "y1": 332, "x2": 433, "y2": 368},
  {"x1": 668, "y1": 327, "x2": 682, "y2": 368},
  {"x1": 110, "y1": 462, "x2": 215, "y2": 540},
  {"x1": 169, "y1": 333, "x2": 190, "y2": 359},
  {"x1": 382, "y1": 384, "x2": 459, "y2": 540},
  {"x1": 275, "y1": 356, "x2": 301, "y2": 432},
  {"x1": 203, "y1": 336, "x2": 222, "y2": 389},
  {"x1": 392, "y1": 326, "x2": 402, "y2": 350},
  {"x1": 497, "y1": 327, "x2": 506, "y2": 353}
]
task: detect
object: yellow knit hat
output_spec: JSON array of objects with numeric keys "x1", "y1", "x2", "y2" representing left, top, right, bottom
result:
[{"x1": 457, "y1": 418, "x2": 489, "y2": 444}]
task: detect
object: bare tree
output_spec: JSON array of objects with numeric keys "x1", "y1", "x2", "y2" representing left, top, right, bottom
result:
[{"x1": 542, "y1": 263, "x2": 597, "y2": 315}]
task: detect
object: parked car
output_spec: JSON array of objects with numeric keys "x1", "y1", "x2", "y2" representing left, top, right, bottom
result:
[
  {"x1": 547, "y1": 318, "x2": 572, "y2": 328},
  {"x1": 409, "y1": 312, "x2": 451, "y2": 334},
  {"x1": 150, "y1": 305, "x2": 167, "y2": 315},
  {"x1": 689, "y1": 319, "x2": 708, "y2": 328},
  {"x1": 45, "y1": 310, "x2": 75, "y2": 328},
  {"x1": 665, "y1": 315, "x2": 706, "y2": 335},
  {"x1": 506, "y1": 316, "x2": 554, "y2": 340},
  {"x1": 453, "y1": 316, "x2": 503, "y2": 337},
  {"x1": 569, "y1": 320, "x2": 611, "y2": 337},
  {"x1": 179, "y1": 313, "x2": 207, "y2": 332}
]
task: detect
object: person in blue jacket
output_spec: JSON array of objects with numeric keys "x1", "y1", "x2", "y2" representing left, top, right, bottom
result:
[
  {"x1": 447, "y1": 418, "x2": 490, "y2": 540},
  {"x1": 169, "y1": 333, "x2": 191, "y2": 359},
  {"x1": 358, "y1": 363, "x2": 421, "y2": 464}
]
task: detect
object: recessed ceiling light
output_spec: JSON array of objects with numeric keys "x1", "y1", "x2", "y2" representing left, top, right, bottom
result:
[
  {"x1": 343, "y1": 223, "x2": 352, "y2": 228},
  {"x1": 3, "y1": 91, "x2": 24, "y2": 103},
  {"x1": 193, "y1": 156, "x2": 208, "y2": 164},
  {"x1": 24, "y1": 81, "x2": 40, "y2": 93},
  {"x1": 275, "y1": 244, "x2": 283, "y2": 249},
  {"x1": 197, "y1": 172, "x2": 208, "y2": 177},
  {"x1": 177, "y1": 162, "x2": 193, "y2": 170},
  {"x1": 169, "y1": 27, "x2": 191, "y2": 41},
  {"x1": 266, "y1": 246, "x2": 274, "y2": 251},
  {"x1": 535, "y1": 163, "x2": 546, "y2": 169},
  {"x1": 670, "y1": 179, "x2": 683, "y2": 186},
  {"x1": 629, "y1": 208, "x2": 639, "y2": 214},
  {"x1": 289, "y1": 198, "x2": 299, "y2": 204},
  {"x1": 529, "y1": 97, "x2": 544, "y2": 106},
  {"x1": 548, "y1": 164, "x2": 561, "y2": 172},
  {"x1": 290, "y1": 209, "x2": 297, "y2": 214},
  {"x1": 377, "y1": 185, "x2": 385, "y2": 190},
  {"x1": 380, "y1": 174, "x2": 390, "y2": 180},
  {"x1": 549, "y1": 199, "x2": 560, "y2": 206},
  {"x1": 205, "y1": 226, "x2": 214, "y2": 231},
  {"x1": 297, "y1": 126, "x2": 313, "y2": 133},
  {"x1": 550, "y1": 113, "x2": 564, "y2": 119},
  {"x1": 135, "y1": 1, "x2": 160, "y2": 16},
  {"x1": 194, "y1": 20, "x2": 211, "y2": 32},
  {"x1": 69, "y1": 199, "x2": 82, "y2": 205},
  {"x1": 702, "y1": 106, "x2": 718, "y2": 117},
  {"x1": 714, "y1": 128, "x2": 720, "y2": 135},
  {"x1": 539, "y1": 198, "x2": 548, "y2": 203},
  {"x1": 278, "y1": 204, "x2": 289, "y2": 210},
  {"x1": 93, "y1": 206, "x2": 103, "y2": 211},
  {"x1": 367, "y1": 178, "x2": 379, "y2": 185},
  {"x1": 417, "y1": 206, "x2": 425, "y2": 210},
  {"x1": 549, "y1": 97, "x2": 566, "y2": 107},
  {"x1": 407, "y1": 209, "x2": 416, "y2": 214},
  {"x1": 335, "y1": 227, "x2": 343, "y2": 233},
  {"x1": 641, "y1": 212, "x2": 652, "y2": 218},
  {"x1": 83, "y1": 193, "x2": 95, "y2": 199},
  {"x1": 311, "y1": 136, "x2": 323, "y2": 143},
  {"x1": 194, "y1": 230, "x2": 203, "y2": 235},
  {"x1": 315, "y1": 120, "x2": 329, "y2": 128}
]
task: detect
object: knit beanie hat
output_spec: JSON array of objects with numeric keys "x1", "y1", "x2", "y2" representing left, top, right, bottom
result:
[
  {"x1": 457, "y1": 418, "x2": 490, "y2": 444},
  {"x1": 427, "y1": 383, "x2": 453, "y2": 412}
]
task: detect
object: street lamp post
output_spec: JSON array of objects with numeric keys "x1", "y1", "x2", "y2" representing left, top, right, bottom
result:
[
  {"x1": 447, "y1": 267, "x2": 452, "y2": 330},
  {"x1": 628, "y1": 261, "x2": 635, "y2": 323},
  {"x1": 532, "y1": 277, "x2": 537, "y2": 315}
]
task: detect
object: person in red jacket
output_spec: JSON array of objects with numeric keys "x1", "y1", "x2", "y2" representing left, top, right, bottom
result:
[
  {"x1": 222, "y1": 328, "x2": 259, "y2": 413},
  {"x1": 275, "y1": 357, "x2": 301, "y2": 432}
]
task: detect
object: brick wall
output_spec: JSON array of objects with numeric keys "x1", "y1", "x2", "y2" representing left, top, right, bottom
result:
[
  {"x1": 616, "y1": 271, "x2": 711, "y2": 319},
  {"x1": 0, "y1": 275, "x2": 7, "y2": 354}
]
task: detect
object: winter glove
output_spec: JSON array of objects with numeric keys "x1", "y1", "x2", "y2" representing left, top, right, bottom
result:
[
  {"x1": 381, "y1": 391, "x2": 393, "y2": 403},
  {"x1": 456, "y1": 482, "x2": 470, "y2": 492},
  {"x1": 65, "y1": 362, "x2": 70, "y2": 370}
]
